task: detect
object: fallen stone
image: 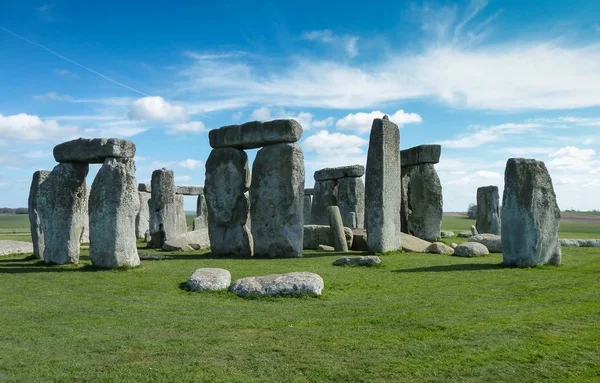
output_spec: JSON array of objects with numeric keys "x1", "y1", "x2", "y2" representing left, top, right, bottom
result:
[
  {"x1": 314, "y1": 165, "x2": 365, "y2": 181},
  {"x1": 138, "y1": 253, "x2": 173, "y2": 260},
  {"x1": 304, "y1": 225, "x2": 353, "y2": 250},
  {"x1": 470, "y1": 225, "x2": 479, "y2": 236},
  {"x1": 89, "y1": 158, "x2": 140, "y2": 268},
  {"x1": 327, "y1": 206, "x2": 348, "y2": 252},
  {"x1": 176, "y1": 186, "x2": 203, "y2": 195},
  {"x1": 365, "y1": 118, "x2": 402, "y2": 253},
  {"x1": 138, "y1": 183, "x2": 151, "y2": 193},
  {"x1": 450, "y1": 243, "x2": 458, "y2": 249},
  {"x1": 205, "y1": 148, "x2": 253, "y2": 256},
  {"x1": 458, "y1": 231, "x2": 471, "y2": 238},
  {"x1": 425, "y1": 242, "x2": 455, "y2": 255},
  {"x1": 468, "y1": 234, "x2": 502, "y2": 253},
  {"x1": 400, "y1": 145, "x2": 441, "y2": 167},
  {"x1": 350, "y1": 228, "x2": 368, "y2": 251},
  {"x1": 163, "y1": 229, "x2": 211, "y2": 251},
  {"x1": 209, "y1": 119, "x2": 303, "y2": 150},
  {"x1": 311, "y1": 179, "x2": 337, "y2": 225},
  {"x1": 230, "y1": 272, "x2": 324, "y2": 297},
  {"x1": 0, "y1": 240, "x2": 34, "y2": 256},
  {"x1": 476, "y1": 185, "x2": 501, "y2": 235},
  {"x1": 37, "y1": 162, "x2": 88, "y2": 264},
  {"x1": 53, "y1": 138, "x2": 135, "y2": 163},
  {"x1": 332, "y1": 256, "x2": 381, "y2": 266},
  {"x1": 559, "y1": 239, "x2": 579, "y2": 247},
  {"x1": 400, "y1": 232, "x2": 431, "y2": 253},
  {"x1": 577, "y1": 239, "x2": 600, "y2": 247},
  {"x1": 454, "y1": 242, "x2": 489, "y2": 257},
  {"x1": 187, "y1": 268, "x2": 231, "y2": 292},
  {"x1": 318, "y1": 244, "x2": 335, "y2": 252},
  {"x1": 338, "y1": 177, "x2": 365, "y2": 228},
  {"x1": 28, "y1": 170, "x2": 50, "y2": 259},
  {"x1": 251, "y1": 143, "x2": 304, "y2": 258},
  {"x1": 502, "y1": 158, "x2": 561, "y2": 267},
  {"x1": 401, "y1": 163, "x2": 443, "y2": 241},
  {"x1": 136, "y1": 192, "x2": 151, "y2": 240},
  {"x1": 440, "y1": 231, "x2": 455, "y2": 238}
]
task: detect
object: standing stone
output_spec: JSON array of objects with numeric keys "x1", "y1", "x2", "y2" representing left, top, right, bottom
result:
[
  {"x1": 37, "y1": 163, "x2": 89, "y2": 264},
  {"x1": 148, "y1": 169, "x2": 188, "y2": 248},
  {"x1": 89, "y1": 158, "x2": 140, "y2": 268},
  {"x1": 327, "y1": 206, "x2": 348, "y2": 252},
  {"x1": 136, "y1": 192, "x2": 151, "y2": 239},
  {"x1": 204, "y1": 148, "x2": 253, "y2": 256},
  {"x1": 502, "y1": 158, "x2": 561, "y2": 267},
  {"x1": 80, "y1": 187, "x2": 90, "y2": 244},
  {"x1": 365, "y1": 118, "x2": 402, "y2": 253},
  {"x1": 303, "y1": 195, "x2": 312, "y2": 224},
  {"x1": 193, "y1": 192, "x2": 209, "y2": 231},
  {"x1": 476, "y1": 185, "x2": 501, "y2": 235},
  {"x1": 401, "y1": 164, "x2": 443, "y2": 241},
  {"x1": 311, "y1": 179, "x2": 337, "y2": 225},
  {"x1": 251, "y1": 143, "x2": 304, "y2": 258},
  {"x1": 28, "y1": 170, "x2": 50, "y2": 259},
  {"x1": 337, "y1": 177, "x2": 365, "y2": 229}
]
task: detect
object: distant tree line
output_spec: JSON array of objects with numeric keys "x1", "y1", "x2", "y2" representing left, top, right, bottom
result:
[
  {"x1": 0, "y1": 208, "x2": 28, "y2": 214},
  {"x1": 467, "y1": 204, "x2": 477, "y2": 219}
]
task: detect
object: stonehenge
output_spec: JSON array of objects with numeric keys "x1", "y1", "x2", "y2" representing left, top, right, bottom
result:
[
  {"x1": 476, "y1": 185, "x2": 501, "y2": 235},
  {"x1": 28, "y1": 170, "x2": 49, "y2": 259},
  {"x1": 205, "y1": 119, "x2": 305, "y2": 257},
  {"x1": 501, "y1": 158, "x2": 561, "y2": 267},
  {"x1": 148, "y1": 169, "x2": 188, "y2": 249},
  {"x1": 400, "y1": 145, "x2": 443, "y2": 242}
]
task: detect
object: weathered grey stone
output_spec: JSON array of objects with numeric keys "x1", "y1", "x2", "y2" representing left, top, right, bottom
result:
[
  {"x1": 327, "y1": 206, "x2": 348, "y2": 252},
  {"x1": 440, "y1": 231, "x2": 455, "y2": 238},
  {"x1": 576, "y1": 239, "x2": 600, "y2": 247},
  {"x1": 400, "y1": 232, "x2": 431, "y2": 253},
  {"x1": 314, "y1": 165, "x2": 365, "y2": 181},
  {"x1": 400, "y1": 145, "x2": 441, "y2": 167},
  {"x1": 470, "y1": 225, "x2": 479, "y2": 236},
  {"x1": 318, "y1": 244, "x2": 335, "y2": 252},
  {"x1": 350, "y1": 228, "x2": 368, "y2": 251},
  {"x1": 457, "y1": 231, "x2": 471, "y2": 238},
  {"x1": 176, "y1": 186, "x2": 203, "y2": 195},
  {"x1": 450, "y1": 242, "x2": 458, "y2": 249},
  {"x1": 311, "y1": 179, "x2": 337, "y2": 225},
  {"x1": 338, "y1": 177, "x2": 365, "y2": 229},
  {"x1": 205, "y1": 148, "x2": 253, "y2": 256},
  {"x1": 138, "y1": 183, "x2": 151, "y2": 193},
  {"x1": 303, "y1": 195, "x2": 312, "y2": 224},
  {"x1": 80, "y1": 187, "x2": 90, "y2": 244},
  {"x1": 502, "y1": 158, "x2": 561, "y2": 267},
  {"x1": 559, "y1": 239, "x2": 579, "y2": 247},
  {"x1": 332, "y1": 256, "x2": 381, "y2": 266},
  {"x1": 401, "y1": 164, "x2": 443, "y2": 241},
  {"x1": 194, "y1": 192, "x2": 208, "y2": 231},
  {"x1": 187, "y1": 268, "x2": 231, "y2": 292},
  {"x1": 304, "y1": 188, "x2": 314, "y2": 195},
  {"x1": 426, "y1": 242, "x2": 455, "y2": 255},
  {"x1": 162, "y1": 229, "x2": 211, "y2": 252},
  {"x1": 0, "y1": 240, "x2": 34, "y2": 256},
  {"x1": 53, "y1": 138, "x2": 135, "y2": 163},
  {"x1": 476, "y1": 186, "x2": 501, "y2": 235},
  {"x1": 209, "y1": 119, "x2": 303, "y2": 149},
  {"x1": 365, "y1": 118, "x2": 402, "y2": 253},
  {"x1": 136, "y1": 192, "x2": 151, "y2": 239},
  {"x1": 454, "y1": 242, "x2": 489, "y2": 257},
  {"x1": 251, "y1": 143, "x2": 304, "y2": 258},
  {"x1": 28, "y1": 170, "x2": 50, "y2": 259},
  {"x1": 148, "y1": 169, "x2": 188, "y2": 249},
  {"x1": 37, "y1": 163, "x2": 89, "y2": 264},
  {"x1": 89, "y1": 158, "x2": 140, "y2": 268},
  {"x1": 230, "y1": 272, "x2": 324, "y2": 297},
  {"x1": 303, "y1": 225, "x2": 353, "y2": 250},
  {"x1": 468, "y1": 234, "x2": 502, "y2": 253}
]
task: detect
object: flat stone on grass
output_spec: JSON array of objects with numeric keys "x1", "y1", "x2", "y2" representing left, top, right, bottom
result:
[
  {"x1": 468, "y1": 234, "x2": 502, "y2": 253},
  {"x1": 230, "y1": 272, "x2": 324, "y2": 297},
  {"x1": 187, "y1": 268, "x2": 231, "y2": 292},
  {"x1": 318, "y1": 245, "x2": 335, "y2": 252},
  {"x1": 0, "y1": 241, "x2": 34, "y2": 257},
  {"x1": 425, "y1": 242, "x2": 455, "y2": 255},
  {"x1": 453, "y1": 242, "x2": 490, "y2": 257},
  {"x1": 332, "y1": 256, "x2": 381, "y2": 266},
  {"x1": 400, "y1": 232, "x2": 431, "y2": 253}
]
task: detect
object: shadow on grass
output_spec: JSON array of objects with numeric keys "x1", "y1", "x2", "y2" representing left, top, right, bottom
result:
[
  {"x1": 0, "y1": 258, "x2": 120, "y2": 274},
  {"x1": 393, "y1": 262, "x2": 507, "y2": 273},
  {"x1": 139, "y1": 250, "x2": 362, "y2": 261}
]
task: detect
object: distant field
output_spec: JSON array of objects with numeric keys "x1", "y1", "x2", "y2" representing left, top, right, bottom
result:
[{"x1": 0, "y1": 214, "x2": 29, "y2": 234}]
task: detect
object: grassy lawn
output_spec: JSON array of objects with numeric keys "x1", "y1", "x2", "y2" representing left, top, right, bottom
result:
[{"x1": 0, "y1": 244, "x2": 599, "y2": 382}]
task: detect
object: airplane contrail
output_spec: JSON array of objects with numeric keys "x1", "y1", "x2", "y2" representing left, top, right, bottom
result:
[{"x1": 0, "y1": 25, "x2": 149, "y2": 97}]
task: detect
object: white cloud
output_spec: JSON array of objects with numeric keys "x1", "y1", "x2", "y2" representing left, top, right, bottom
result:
[
  {"x1": 250, "y1": 107, "x2": 272, "y2": 121},
  {"x1": 303, "y1": 130, "x2": 367, "y2": 156},
  {"x1": 302, "y1": 30, "x2": 359, "y2": 58},
  {"x1": 335, "y1": 109, "x2": 422, "y2": 133},
  {"x1": 438, "y1": 123, "x2": 540, "y2": 149},
  {"x1": 557, "y1": 177, "x2": 576, "y2": 185},
  {"x1": 175, "y1": 175, "x2": 192, "y2": 183},
  {"x1": 167, "y1": 121, "x2": 207, "y2": 135},
  {"x1": 53, "y1": 69, "x2": 78, "y2": 78},
  {"x1": 232, "y1": 111, "x2": 243, "y2": 121},
  {"x1": 0, "y1": 113, "x2": 79, "y2": 141},
  {"x1": 249, "y1": 107, "x2": 333, "y2": 131},
  {"x1": 33, "y1": 91, "x2": 72, "y2": 101},
  {"x1": 547, "y1": 146, "x2": 597, "y2": 171},
  {"x1": 129, "y1": 96, "x2": 188, "y2": 122},
  {"x1": 179, "y1": 159, "x2": 203, "y2": 170}
]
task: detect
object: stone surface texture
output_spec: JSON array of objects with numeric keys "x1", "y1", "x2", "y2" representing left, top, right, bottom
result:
[
  {"x1": 311, "y1": 179, "x2": 337, "y2": 225},
  {"x1": 400, "y1": 232, "x2": 431, "y2": 253},
  {"x1": 337, "y1": 177, "x2": 365, "y2": 229},
  {"x1": 401, "y1": 163, "x2": 443, "y2": 241},
  {"x1": 89, "y1": 158, "x2": 140, "y2": 268},
  {"x1": 425, "y1": 242, "x2": 455, "y2": 255},
  {"x1": 230, "y1": 272, "x2": 324, "y2": 297},
  {"x1": 209, "y1": 119, "x2": 303, "y2": 150},
  {"x1": 454, "y1": 242, "x2": 490, "y2": 257},
  {"x1": 250, "y1": 143, "x2": 304, "y2": 258},
  {"x1": 138, "y1": 183, "x2": 151, "y2": 192},
  {"x1": 314, "y1": 165, "x2": 365, "y2": 181},
  {"x1": 54, "y1": 138, "x2": 135, "y2": 163},
  {"x1": 365, "y1": 118, "x2": 402, "y2": 253},
  {"x1": 80, "y1": 187, "x2": 90, "y2": 244},
  {"x1": 0, "y1": 240, "x2": 34, "y2": 256},
  {"x1": 400, "y1": 145, "x2": 441, "y2": 167},
  {"x1": 28, "y1": 170, "x2": 50, "y2": 259},
  {"x1": 468, "y1": 234, "x2": 502, "y2": 253},
  {"x1": 470, "y1": 225, "x2": 479, "y2": 236},
  {"x1": 176, "y1": 186, "x2": 203, "y2": 195},
  {"x1": 318, "y1": 244, "x2": 335, "y2": 252},
  {"x1": 501, "y1": 158, "x2": 561, "y2": 267},
  {"x1": 350, "y1": 228, "x2": 368, "y2": 251},
  {"x1": 163, "y1": 229, "x2": 211, "y2": 252},
  {"x1": 327, "y1": 206, "x2": 348, "y2": 252},
  {"x1": 332, "y1": 256, "x2": 381, "y2": 266},
  {"x1": 476, "y1": 185, "x2": 501, "y2": 235},
  {"x1": 303, "y1": 225, "x2": 353, "y2": 250},
  {"x1": 187, "y1": 268, "x2": 231, "y2": 292},
  {"x1": 204, "y1": 148, "x2": 253, "y2": 256},
  {"x1": 440, "y1": 231, "x2": 455, "y2": 238},
  {"x1": 303, "y1": 195, "x2": 312, "y2": 224},
  {"x1": 148, "y1": 169, "x2": 188, "y2": 249},
  {"x1": 136, "y1": 192, "x2": 151, "y2": 239}
]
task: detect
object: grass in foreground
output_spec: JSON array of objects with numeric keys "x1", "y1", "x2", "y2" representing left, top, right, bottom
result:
[{"x1": 0, "y1": 245, "x2": 599, "y2": 382}]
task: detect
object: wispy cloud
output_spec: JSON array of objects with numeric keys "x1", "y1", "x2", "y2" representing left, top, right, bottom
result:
[
  {"x1": 302, "y1": 29, "x2": 359, "y2": 58},
  {"x1": 438, "y1": 123, "x2": 541, "y2": 148}
]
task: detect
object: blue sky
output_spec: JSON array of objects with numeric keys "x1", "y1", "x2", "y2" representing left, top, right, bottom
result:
[{"x1": 1, "y1": 0, "x2": 600, "y2": 211}]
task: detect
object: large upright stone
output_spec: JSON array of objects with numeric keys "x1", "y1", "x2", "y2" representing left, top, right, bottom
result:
[
  {"x1": 209, "y1": 119, "x2": 303, "y2": 150},
  {"x1": 476, "y1": 185, "x2": 501, "y2": 235},
  {"x1": 53, "y1": 138, "x2": 135, "y2": 163},
  {"x1": 365, "y1": 118, "x2": 402, "y2": 253},
  {"x1": 89, "y1": 158, "x2": 140, "y2": 268},
  {"x1": 311, "y1": 180, "x2": 337, "y2": 225},
  {"x1": 193, "y1": 192, "x2": 209, "y2": 231},
  {"x1": 136, "y1": 192, "x2": 151, "y2": 239},
  {"x1": 28, "y1": 170, "x2": 50, "y2": 259},
  {"x1": 314, "y1": 165, "x2": 365, "y2": 181},
  {"x1": 327, "y1": 206, "x2": 348, "y2": 252},
  {"x1": 303, "y1": 195, "x2": 312, "y2": 224},
  {"x1": 251, "y1": 143, "x2": 304, "y2": 258},
  {"x1": 501, "y1": 158, "x2": 561, "y2": 267},
  {"x1": 148, "y1": 169, "x2": 188, "y2": 248},
  {"x1": 80, "y1": 187, "x2": 90, "y2": 244},
  {"x1": 400, "y1": 145, "x2": 441, "y2": 167},
  {"x1": 401, "y1": 164, "x2": 443, "y2": 241},
  {"x1": 204, "y1": 148, "x2": 253, "y2": 256},
  {"x1": 37, "y1": 163, "x2": 89, "y2": 264},
  {"x1": 337, "y1": 177, "x2": 365, "y2": 228}
]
